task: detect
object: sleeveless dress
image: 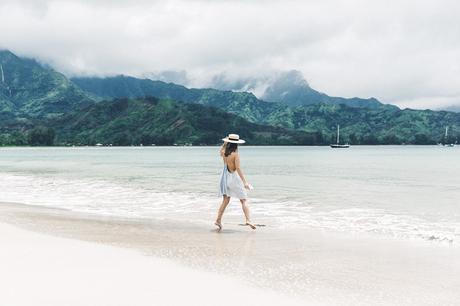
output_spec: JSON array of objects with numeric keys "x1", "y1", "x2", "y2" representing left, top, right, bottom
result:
[{"x1": 219, "y1": 163, "x2": 247, "y2": 199}]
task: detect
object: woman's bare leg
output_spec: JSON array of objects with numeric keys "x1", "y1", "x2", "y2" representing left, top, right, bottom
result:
[
  {"x1": 240, "y1": 199, "x2": 256, "y2": 229},
  {"x1": 215, "y1": 196, "x2": 231, "y2": 231}
]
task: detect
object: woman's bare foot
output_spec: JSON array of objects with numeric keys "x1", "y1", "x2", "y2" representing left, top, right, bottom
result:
[
  {"x1": 214, "y1": 222, "x2": 222, "y2": 231},
  {"x1": 245, "y1": 222, "x2": 256, "y2": 230}
]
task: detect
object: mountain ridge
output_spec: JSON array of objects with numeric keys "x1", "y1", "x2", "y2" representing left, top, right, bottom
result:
[
  {"x1": 0, "y1": 50, "x2": 92, "y2": 118},
  {"x1": 0, "y1": 50, "x2": 459, "y2": 146},
  {"x1": 72, "y1": 70, "x2": 396, "y2": 111},
  {"x1": 70, "y1": 74, "x2": 460, "y2": 144},
  {"x1": 258, "y1": 70, "x2": 392, "y2": 109},
  {"x1": 52, "y1": 97, "x2": 321, "y2": 146}
]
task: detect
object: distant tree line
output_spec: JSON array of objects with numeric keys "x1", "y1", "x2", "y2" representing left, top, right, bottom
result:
[
  {"x1": 0, "y1": 126, "x2": 55, "y2": 146},
  {"x1": 1, "y1": 128, "x2": 458, "y2": 146},
  {"x1": 1, "y1": 95, "x2": 459, "y2": 148}
]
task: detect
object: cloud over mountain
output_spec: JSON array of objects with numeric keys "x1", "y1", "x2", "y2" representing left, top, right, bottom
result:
[{"x1": 1, "y1": 0, "x2": 460, "y2": 110}]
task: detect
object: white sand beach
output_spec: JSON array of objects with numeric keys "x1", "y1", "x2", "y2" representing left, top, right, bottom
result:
[
  {"x1": 0, "y1": 220, "x2": 306, "y2": 306},
  {"x1": 1, "y1": 201, "x2": 459, "y2": 306}
]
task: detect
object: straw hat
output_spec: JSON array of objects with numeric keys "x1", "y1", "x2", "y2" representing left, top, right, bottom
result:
[{"x1": 222, "y1": 133, "x2": 245, "y2": 144}]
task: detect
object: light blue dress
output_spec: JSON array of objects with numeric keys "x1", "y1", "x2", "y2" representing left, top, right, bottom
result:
[{"x1": 219, "y1": 164, "x2": 247, "y2": 199}]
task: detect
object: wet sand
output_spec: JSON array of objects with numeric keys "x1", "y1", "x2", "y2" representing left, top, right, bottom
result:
[{"x1": 1, "y1": 202, "x2": 459, "y2": 305}]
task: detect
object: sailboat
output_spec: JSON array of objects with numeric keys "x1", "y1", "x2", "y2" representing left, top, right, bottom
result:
[
  {"x1": 443, "y1": 127, "x2": 455, "y2": 147},
  {"x1": 330, "y1": 124, "x2": 350, "y2": 148}
]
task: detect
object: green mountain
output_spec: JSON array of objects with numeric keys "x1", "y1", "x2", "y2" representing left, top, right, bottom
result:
[
  {"x1": 71, "y1": 75, "x2": 279, "y2": 123},
  {"x1": 51, "y1": 97, "x2": 320, "y2": 146},
  {"x1": 263, "y1": 104, "x2": 460, "y2": 144},
  {"x1": 73, "y1": 71, "x2": 396, "y2": 111},
  {"x1": 0, "y1": 50, "x2": 459, "y2": 146},
  {"x1": 0, "y1": 50, "x2": 320, "y2": 146},
  {"x1": 260, "y1": 70, "x2": 394, "y2": 109},
  {"x1": 72, "y1": 75, "x2": 460, "y2": 144},
  {"x1": 0, "y1": 50, "x2": 92, "y2": 118}
]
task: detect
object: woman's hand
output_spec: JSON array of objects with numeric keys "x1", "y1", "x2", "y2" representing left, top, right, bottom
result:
[{"x1": 244, "y1": 182, "x2": 251, "y2": 190}]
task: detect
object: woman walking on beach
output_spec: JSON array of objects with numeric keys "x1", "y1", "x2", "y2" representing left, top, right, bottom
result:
[{"x1": 215, "y1": 134, "x2": 256, "y2": 231}]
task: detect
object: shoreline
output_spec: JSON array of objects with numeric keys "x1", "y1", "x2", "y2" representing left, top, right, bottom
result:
[{"x1": 1, "y1": 201, "x2": 459, "y2": 305}]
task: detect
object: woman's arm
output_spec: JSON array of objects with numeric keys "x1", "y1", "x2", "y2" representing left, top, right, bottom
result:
[
  {"x1": 219, "y1": 142, "x2": 226, "y2": 157},
  {"x1": 235, "y1": 153, "x2": 250, "y2": 189}
]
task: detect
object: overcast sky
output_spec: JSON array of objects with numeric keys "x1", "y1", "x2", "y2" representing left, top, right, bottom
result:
[{"x1": 1, "y1": 0, "x2": 460, "y2": 109}]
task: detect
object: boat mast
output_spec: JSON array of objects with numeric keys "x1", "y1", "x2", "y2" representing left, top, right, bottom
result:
[
  {"x1": 445, "y1": 126, "x2": 448, "y2": 143},
  {"x1": 337, "y1": 124, "x2": 340, "y2": 145}
]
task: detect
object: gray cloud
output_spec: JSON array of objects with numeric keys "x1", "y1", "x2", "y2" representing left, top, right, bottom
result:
[{"x1": 1, "y1": 0, "x2": 460, "y2": 109}]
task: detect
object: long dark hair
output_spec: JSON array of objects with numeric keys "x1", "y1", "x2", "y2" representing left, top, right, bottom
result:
[{"x1": 224, "y1": 142, "x2": 238, "y2": 157}]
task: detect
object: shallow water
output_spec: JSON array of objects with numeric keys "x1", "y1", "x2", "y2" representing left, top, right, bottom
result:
[{"x1": 0, "y1": 146, "x2": 459, "y2": 244}]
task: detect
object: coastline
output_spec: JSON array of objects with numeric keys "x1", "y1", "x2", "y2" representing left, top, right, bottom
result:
[{"x1": 1, "y1": 201, "x2": 459, "y2": 305}]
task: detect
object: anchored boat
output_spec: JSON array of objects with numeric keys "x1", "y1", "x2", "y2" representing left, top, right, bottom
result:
[{"x1": 330, "y1": 124, "x2": 350, "y2": 148}]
